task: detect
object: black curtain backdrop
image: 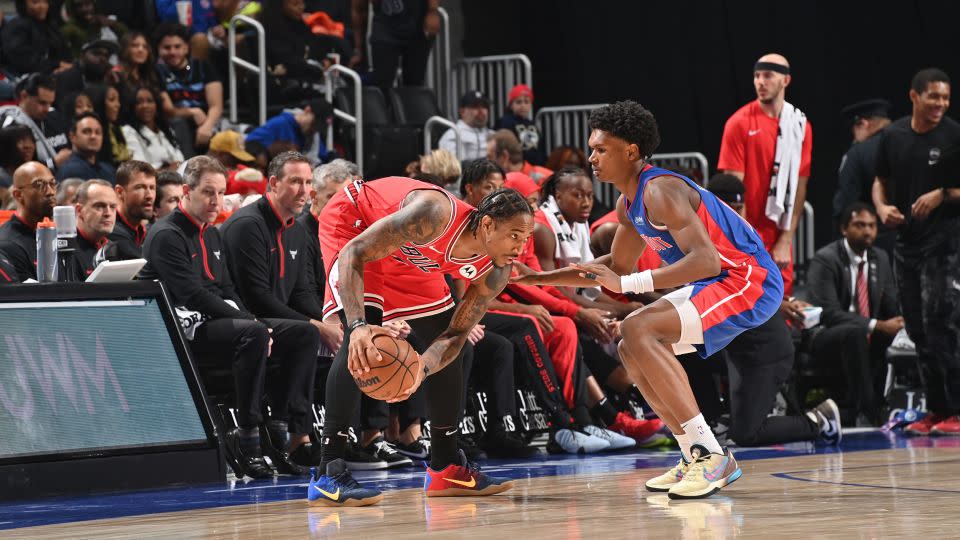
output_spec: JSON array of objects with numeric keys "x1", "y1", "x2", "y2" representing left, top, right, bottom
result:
[{"x1": 462, "y1": 0, "x2": 960, "y2": 247}]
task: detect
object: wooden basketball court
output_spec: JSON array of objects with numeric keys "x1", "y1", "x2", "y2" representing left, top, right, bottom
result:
[{"x1": 2, "y1": 431, "x2": 958, "y2": 538}]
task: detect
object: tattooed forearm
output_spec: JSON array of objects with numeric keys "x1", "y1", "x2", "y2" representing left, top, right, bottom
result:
[
  {"x1": 422, "y1": 266, "x2": 509, "y2": 373},
  {"x1": 338, "y1": 190, "x2": 452, "y2": 322}
]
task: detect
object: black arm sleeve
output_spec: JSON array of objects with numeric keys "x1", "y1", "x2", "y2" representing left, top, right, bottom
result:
[
  {"x1": 148, "y1": 229, "x2": 252, "y2": 320},
  {"x1": 223, "y1": 217, "x2": 308, "y2": 320}
]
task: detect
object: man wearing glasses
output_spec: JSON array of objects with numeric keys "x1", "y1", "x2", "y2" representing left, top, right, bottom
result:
[{"x1": 0, "y1": 161, "x2": 57, "y2": 281}]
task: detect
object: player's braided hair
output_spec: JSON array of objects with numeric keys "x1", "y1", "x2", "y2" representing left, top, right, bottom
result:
[
  {"x1": 588, "y1": 100, "x2": 661, "y2": 159},
  {"x1": 539, "y1": 166, "x2": 591, "y2": 205},
  {"x1": 466, "y1": 188, "x2": 533, "y2": 233}
]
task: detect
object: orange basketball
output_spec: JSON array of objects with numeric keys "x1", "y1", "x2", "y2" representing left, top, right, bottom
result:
[{"x1": 353, "y1": 334, "x2": 422, "y2": 401}]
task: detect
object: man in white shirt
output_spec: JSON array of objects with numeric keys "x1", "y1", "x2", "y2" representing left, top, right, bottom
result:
[{"x1": 439, "y1": 90, "x2": 494, "y2": 160}]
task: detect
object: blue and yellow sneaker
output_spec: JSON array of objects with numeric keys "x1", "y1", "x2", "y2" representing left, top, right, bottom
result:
[
  {"x1": 307, "y1": 459, "x2": 383, "y2": 507},
  {"x1": 424, "y1": 450, "x2": 514, "y2": 497}
]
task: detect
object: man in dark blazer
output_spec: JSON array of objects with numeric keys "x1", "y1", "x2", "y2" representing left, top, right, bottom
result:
[{"x1": 808, "y1": 202, "x2": 904, "y2": 425}]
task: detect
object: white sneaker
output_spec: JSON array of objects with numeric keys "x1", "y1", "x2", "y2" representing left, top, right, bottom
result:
[
  {"x1": 552, "y1": 428, "x2": 610, "y2": 454},
  {"x1": 583, "y1": 424, "x2": 636, "y2": 451}
]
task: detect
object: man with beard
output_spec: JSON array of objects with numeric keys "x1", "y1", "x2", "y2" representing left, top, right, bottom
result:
[
  {"x1": 0, "y1": 161, "x2": 57, "y2": 280},
  {"x1": 0, "y1": 74, "x2": 71, "y2": 170},
  {"x1": 55, "y1": 112, "x2": 116, "y2": 183},
  {"x1": 110, "y1": 160, "x2": 156, "y2": 258},
  {"x1": 719, "y1": 53, "x2": 813, "y2": 297},
  {"x1": 71, "y1": 179, "x2": 119, "y2": 278},
  {"x1": 808, "y1": 203, "x2": 902, "y2": 426},
  {"x1": 54, "y1": 39, "x2": 121, "y2": 98}
]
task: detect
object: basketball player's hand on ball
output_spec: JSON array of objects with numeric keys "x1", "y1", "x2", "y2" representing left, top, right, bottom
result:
[
  {"x1": 572, "y1": 263, "x2": 621, "y2": 293},
  {"x1": 348, "y1": 324, "x2": 391, "y2": 376},
  {"x1": 388, "y1": 351, "x2": 427, "y2": 403}
]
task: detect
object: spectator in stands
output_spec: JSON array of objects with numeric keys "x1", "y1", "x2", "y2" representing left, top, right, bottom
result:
[
  {"x1": 439, "y1": 91, "x2": 494, "y2": 161},
  {"x1": 503, "y1": 171, "x2": 539, "y2": 208},
  {"x1": 56, "y1": 112, "x2": 117, "y2": 183},
  {"x1": 495, "y1": 84, "x2": 546, "y2": 166},
  {"x1": 719, "y1": 53, "x2": 813, "y2": 297},
  {"x1": 245, "y1": 99, "x2": 333, "y2": 165},
  {"x1": 0, "y1": 0, "x2": 72, "y2": 76},
  {"x1": 0, "y1": 125, "x2": 37, "y2": 195},
  {"x1": 122, "y1": 85, "x2": 185, "y2": 170},
  {"x1": 351, "y1": 0, "x2": 439, "y2": 92},
  {"x1": 546, "y1": 145, "x2": 588, "y2": 172},
  {"x1": 407, "y1": 148, "x2": 461, "y2": 192},
  {"x1": 56, "y1": 177, "x2": 83, "y2": 205},
  {"x1": 873, "y1": 68, "x2": 960, "y2": 436},
  {"x1": 71, "y1": 178, "x2": 118, "y2": 278},
  {"x1": 54, "y1": 39, "x2": 122, "y2": 99},
  {"x1": 109, "y1": 160, "x2": 156, "y2": 258},
  {"x1": 487, "y1": 129, "x2": 552, "y2": 184},
  {"x1": 0, "y1": 74, "x2": 72, "y2": 170},
  {"x1": 262, "y1": 0, "x2": 340, "y2": 87},
  {"x1": 154, "y1": 169, "x2": 184, "y2": 219},
  {"x1": 0, "y1": 161, "x2": 57, "y2": 280},
  {"x1": 154, "y1": 23, "x2": 224, "y2": 150},
  {"x1": 155, "y1": 0, "x2": 221, "y2": 60},
  {"x1": 834, "y1": 99, "x2": 893, "y2": 249},
  {"x1": 117, "y1": 31, "x2": 170, "y2": 102},
  {"x1": 96, "y1": 0, "x2": 148, "y2": 32},
  {"x1": 61, "y1": 90, "x2": 95, "y2": 119},
  {"x1": 61, "y1": 0, "x2": 127, "y2": 58},
  {"x1": 704, "y1": 173, "x2": 840, "y2": 446},
  {"x1": 808, "y1": 203, "x2": 902, "y2": 425},
  {"x1": 220, "y1": 151, "x2": 338, "y2": 474},
  {"x1": 88, "y1": 84, "x2": 132, "y2": 166}
]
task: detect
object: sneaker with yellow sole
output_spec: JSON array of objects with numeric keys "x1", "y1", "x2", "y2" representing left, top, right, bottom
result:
[
  {"x1": 644, "y1": 456, "x2": 690, "y2": 492},
  {"x1": 667, "y1": 445, "x2": 741, "y2": 500}
]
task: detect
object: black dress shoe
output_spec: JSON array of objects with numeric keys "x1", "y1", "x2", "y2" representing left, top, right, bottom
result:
[
  {"x1": 480, "y1": 428, "x2": 539, "y2": 458},
  {"x1": 223, "y1": 428, "x2": 276, "y2": 479},
  {"x1": 260, "y1": 426, "x2": 311, "y2": 476}
]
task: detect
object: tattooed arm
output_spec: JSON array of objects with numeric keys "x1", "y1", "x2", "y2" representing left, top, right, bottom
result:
[
  {"x1": 338, "y1": 189, "x2": 452, "y2": 376},
  {"x1": 388, "y1": 264, "x2": 510, "y2": 402}
]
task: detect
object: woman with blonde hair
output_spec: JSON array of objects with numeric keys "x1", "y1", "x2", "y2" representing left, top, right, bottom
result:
[{"x1": 407, "y1": 149, "x2": 462, "y2": 192}]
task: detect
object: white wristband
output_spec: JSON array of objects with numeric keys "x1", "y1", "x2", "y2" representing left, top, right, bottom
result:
[{"x1": 620, "y1": 270, "x2": 654, "y2": 294}]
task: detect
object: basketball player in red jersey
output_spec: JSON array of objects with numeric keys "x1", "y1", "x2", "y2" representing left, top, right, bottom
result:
[{"x1": 308, "y1": 177, "x2": 534, "y2": 507}]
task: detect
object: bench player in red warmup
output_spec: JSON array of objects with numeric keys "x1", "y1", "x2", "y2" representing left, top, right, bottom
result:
[
  {"x1": 515, "y1": 101, "x2": 783, "y2": 499},
  {"x1": 310, "y1": 176, "x2": 534, "y2": 506}
]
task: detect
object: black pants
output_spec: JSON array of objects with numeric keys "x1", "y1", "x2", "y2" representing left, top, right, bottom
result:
[
  {"x1": 895, "y1": 224, "x2": 960, "y2": 415},
  {"x1": 192, "y1": 317, "x2": 319, "y2": 433},
  {"x1": 723, "y1": 312, "x2": 820, "y2": 446},
  {"x1": 370, "y1": 36, "x2": 433, "y2": 92},
  {"x1": 811, "y1": 324, "x2": 892, "y2": 424},
  {"x1": 468, "y1": 330, "x2": 517, "y2": 420},
  {"x1": 481, "y1": 312, "x2": 575, "y2": 428},
  {"x1": 324, "y1": 307, "x2": 465, "y2": 467}
]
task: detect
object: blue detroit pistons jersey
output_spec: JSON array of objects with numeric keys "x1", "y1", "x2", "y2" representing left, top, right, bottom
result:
[{"x1": 624, "y1": 166, "x2": 784, "y2": 357}]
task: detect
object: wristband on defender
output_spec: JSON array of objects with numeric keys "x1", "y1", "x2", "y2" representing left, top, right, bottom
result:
[{"x1": 620, "y1": 270, "x2": 654, "y2": 294}]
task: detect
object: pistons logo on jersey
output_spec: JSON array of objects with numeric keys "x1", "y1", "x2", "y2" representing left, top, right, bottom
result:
[
  {"x1": 396, "y1": 245, "x2": 441, "y2": 273},
  {"x1": 642, "y1": 235, "x2": 673, "y2": 252}
]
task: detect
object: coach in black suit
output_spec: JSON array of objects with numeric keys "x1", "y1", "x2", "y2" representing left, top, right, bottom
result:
[{"x1": 807, "y1": 202, "x2": 904, "y2": 425}]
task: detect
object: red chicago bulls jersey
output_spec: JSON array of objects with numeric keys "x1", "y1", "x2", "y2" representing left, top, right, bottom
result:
[{"x1": 341, "y1": 177, "x2": 494, "y2": 281}]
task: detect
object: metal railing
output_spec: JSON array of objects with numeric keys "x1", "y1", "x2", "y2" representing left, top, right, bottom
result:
[
  {"x1": 450, "y1": 54, "x2": 532, "y2": 120},
  {"x1": 325, "y1": 64, "x2": 364, "y2": 175},
  {"x1": 227, "y1": 15, "x2": 266, "y2": 126},
  {"x1": 423, "y1": 115, "x2": 461, "y2": 158},
  {"x1": 535, "y1": 104, "x2": 605, "y2": 155},
  {"x1": 425, "y1": 7, "x2": 452, "y2": 116},
  {"x1": 649, "y1": 152, "x2": 710, "y2": 184}
]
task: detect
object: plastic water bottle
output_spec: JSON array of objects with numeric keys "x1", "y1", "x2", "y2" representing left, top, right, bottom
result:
[{"x1": 36, "y1": 217, "x2": 58, "y2": 282}]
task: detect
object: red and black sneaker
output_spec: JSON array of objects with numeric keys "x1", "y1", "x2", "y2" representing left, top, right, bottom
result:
[
  {"x1": 931, "y1": 415, "x2": 960, "y2": 436},
  {"x1": 424, "y1": 450, "x2": 514, "y2": 497},
  {"x1": 609, "y1": 411, "x2": 665, "y2": 444},
  {"x1": 905, "y1": 413, "x2": 945, "y2": 435}
]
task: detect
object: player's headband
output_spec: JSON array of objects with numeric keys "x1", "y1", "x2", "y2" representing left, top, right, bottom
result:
[{"x1": 754, "y1": 62, "x2": 790, "y2": 75}]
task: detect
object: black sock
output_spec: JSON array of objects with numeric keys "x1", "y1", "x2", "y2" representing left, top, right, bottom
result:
[
  {"x1": 267, "y1": 420, "x2": 290, "y2": 449},
  {"x1": 238, "y1": 426, "x2": 261, "y2": 457},
  {"x1": 319, "y1": 426, "x2": 350, "y2": 472},
  {"x1": 591, "y1": 397, "x2": 619, "y2": 426},
  {"x1": 430, "y1": 425, "x2": 459, "y2": 470},
  {"x1": 572, "y1": 404, "x2": 593, "y2": 428}
]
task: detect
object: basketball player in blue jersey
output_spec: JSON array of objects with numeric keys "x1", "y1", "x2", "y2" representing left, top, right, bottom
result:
[{"x1": 514, "y1": 101, "x2": 783, "y2": 499}]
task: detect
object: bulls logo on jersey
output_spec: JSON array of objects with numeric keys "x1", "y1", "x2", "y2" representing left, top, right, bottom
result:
[
  {"x1": 398, "y1": 244, "x2": 441, "y2": 272},
  {"x1": 459, "y1": 264, "x2": 477, "y2": 279}
]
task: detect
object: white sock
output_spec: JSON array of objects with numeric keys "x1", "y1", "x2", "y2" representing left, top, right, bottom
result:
[
  {"x1": 674, "y1": 432, "x2": 692, "y2": 462},
  {"x1": 680, "y1": 413, "x2": 723, "y2": 456}
]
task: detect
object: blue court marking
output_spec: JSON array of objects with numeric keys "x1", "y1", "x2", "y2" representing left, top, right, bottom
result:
[
  {"x1": 0, "y1": 430, "x2": 940, "y2": 530},
  {"x1": 771, "y1": 457, "x2": 960, "y2": 494}
]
